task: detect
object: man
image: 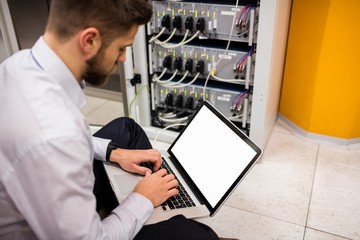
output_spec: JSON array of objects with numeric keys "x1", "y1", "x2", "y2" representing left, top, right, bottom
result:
[{"x1": 0, "y1": 0, "x2": 223, "y2": 239}]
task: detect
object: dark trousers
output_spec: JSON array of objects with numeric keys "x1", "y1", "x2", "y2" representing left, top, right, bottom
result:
[{"x1": 93, "y1": 117, "x2": 219, "y2": 240}]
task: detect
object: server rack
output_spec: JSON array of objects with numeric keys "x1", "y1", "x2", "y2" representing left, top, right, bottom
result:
[{"x1": 123, "y1": 0, "x2": 292, "y2": 149}]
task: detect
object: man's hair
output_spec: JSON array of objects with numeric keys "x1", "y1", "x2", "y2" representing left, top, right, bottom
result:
[{"x1": 46, "y1": 0, "x2": 153, "y2": 46}]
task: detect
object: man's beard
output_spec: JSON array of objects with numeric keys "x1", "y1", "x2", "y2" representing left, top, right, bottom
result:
[{"x1": 82, "y1": 50, "x2": 118, "y2": 86}]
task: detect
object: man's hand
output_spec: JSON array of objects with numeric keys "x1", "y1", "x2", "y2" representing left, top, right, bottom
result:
[
  {"x1": 109, "y1": 148, "x2": 162, "y2": 175},
  {"x1": 134, "y1": 169, "x2": 179, "y2": 207}
]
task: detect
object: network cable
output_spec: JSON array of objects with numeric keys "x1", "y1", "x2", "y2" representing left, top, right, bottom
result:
[
  {"x1": 157, "y1": 94, "x2": 195, "y2": 124},
  {"x1": 231, "y1": 90, "x2": 249, "y2": 112},
  {"x1": 227, "y1": 114, "x2": 244, "y2": 120},
  {"x1": 152, "y1": 69, "x2": 178, "y2": 83},
  {"x1": 162, "y1": 72, "x2": 200, "y2": 88},
  {"x1": 203, "y1": 0, "x2": 240, "y2": 99},
  {"x1": 152, "y1": 28, "x2": 177, "y2": 45},
  {"x1": 153, "y1": 122, "x2": 186, "y2": 148},
  {"x1": 161, "y1": 71, "x2": 189, "y2": 87},
  {"x1": 153, "y1": 67, "x2": 168, "y2": 81},
  {"x1": 157, "y1": 31, "x2": 200, "y2": 49},
  {"x1": 154, "y1": 29, "x2": 188, "y2": 46},
  {"x1": 235, "y1": 47, "x2": 254, "y2": 73},
  {"x1": 211, "y1": 73, "x2": 246, "y2": 83},
  {"x1": 159, "y1": 107, "x2": 187, "y2": 120},
  {"x1": 158, "y1": 109, "x2": 195, "y2": 123},
  {"x1": 150, "y1": 20, "x2": 200, "y2": 49},
  {"x1": 161, "y1": 111, "x2": 177, "y2": 118},
  {"x1": 128, "y1": 84, "x2": 150, "y2": 118},
  {"x1": 237, "y1": 29, "x2": 250, "y2": 37},
  {"x1": 236, "y1": 5, "x2": 253, "y2": 30},
  {"x1": 158, "y1": 115, "x2": 189, "y2": 123},
  {"x1": 149, "y1": 27, "x2": 166, "y2": 43}
]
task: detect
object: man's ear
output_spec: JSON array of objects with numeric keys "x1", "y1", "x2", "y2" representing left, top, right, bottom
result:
[{"x1": 79, "y1": 27, "x2": 102, "y2": 60}]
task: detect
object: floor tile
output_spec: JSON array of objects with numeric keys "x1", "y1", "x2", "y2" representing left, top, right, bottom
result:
[
  {"x1": 85, "y1": 100, "x2": 125, "y2": 126},
  {"x1": 304, "y1": 228, "x2": 351, "y2": 240},
  {"x1": 348, "y1": 142, "x2": 360, "y2": 150},
  {"x1": 226, "y1": 131, "x2": 319, "y2": 226},
  {"x1": 81, "y1": 95, "x2": 107, "y2": 116},
  {"x1": 197, "y1": 206, "x2": 304, "y2": 239},
  {"x1": 307, "y1": 145, "x2": 360, "y2": 240},
  {"x1": 272, "y1": 118, "x2": 293, "y2": 135}
]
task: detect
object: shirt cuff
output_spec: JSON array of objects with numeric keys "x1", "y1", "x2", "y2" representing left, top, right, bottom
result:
[
  {"x1": 92, "y1": 136, "x2": 111, "y2": 161},
  {"x1": 104, "y1": 192, "x2": 154, "y2": 239},
  {"x1": 115, "y1": 192, "x2": 154, "y2": 221}
]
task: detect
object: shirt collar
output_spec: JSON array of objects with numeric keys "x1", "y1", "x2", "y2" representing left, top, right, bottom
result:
[{"x1": 31, "y1": 37, "x2": 86, "y2": 109}]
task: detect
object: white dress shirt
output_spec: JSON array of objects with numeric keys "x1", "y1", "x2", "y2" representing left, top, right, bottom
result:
[{"x1": 0, "y1": 37, "x2": 153, "y2": 239}]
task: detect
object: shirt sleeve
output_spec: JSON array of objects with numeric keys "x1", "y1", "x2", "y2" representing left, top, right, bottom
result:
[
  {"x1": 93, "y1": 136, "x2": 111, "y2": 161},
  {"x1": 102, "y1": 193, "x2": 154, "y2": 239},
  {"x1": 4, "y1": 136, "x2": 153, "y2": 240}
]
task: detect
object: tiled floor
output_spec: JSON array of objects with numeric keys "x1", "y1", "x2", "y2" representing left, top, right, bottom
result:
[
  {"x1": 82, "y1": 95, "x2": 360, "y2": 240},
  {"x1": 81, "y1": 95, "x2": 125, "y2": 126}
]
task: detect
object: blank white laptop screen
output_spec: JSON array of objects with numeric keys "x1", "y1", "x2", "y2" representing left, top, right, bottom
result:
[{"x1": 170, "y1": 103, "x2": 257, "y2": 208}]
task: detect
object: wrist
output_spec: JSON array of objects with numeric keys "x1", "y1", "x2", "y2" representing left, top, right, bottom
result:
[{"x1": 106, "y1": 141, "x2": 121, "y2": 162}]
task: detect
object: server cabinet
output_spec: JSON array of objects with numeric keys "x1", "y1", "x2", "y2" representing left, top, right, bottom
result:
[{"x1": 123, "y1": 0, "x2": 292, "y2": 149}]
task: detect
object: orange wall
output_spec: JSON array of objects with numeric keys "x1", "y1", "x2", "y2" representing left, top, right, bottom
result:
[{"x1": 280, "y1": 0, "x2": 360, "y2": 139}]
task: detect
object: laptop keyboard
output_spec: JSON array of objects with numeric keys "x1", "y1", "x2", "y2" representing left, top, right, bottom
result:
[
  {"x1": 160, "y1": 158, "x2": 196, "y2": 211},
  {"x1": 142, "y1": 158, "x2": 196, "y2": 211}
]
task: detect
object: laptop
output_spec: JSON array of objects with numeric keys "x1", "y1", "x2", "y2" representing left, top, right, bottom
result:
[{"x1": 103, "y1": 100, "x2": 262, "y2": 224}]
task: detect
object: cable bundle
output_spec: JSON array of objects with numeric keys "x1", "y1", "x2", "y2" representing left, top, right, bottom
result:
[
  {"x1": 235, "y1": 5, "x2": 254, "y2": 31},
  {"x1": 153, "y1": 70, "x2": 200, "y2": 89},
  {"x1": 149, "y1": 27, "x2": 200, "y2": 49},
  {"x1": 235, "y1": 46, "x2": 254, "y2": 73},
  {"x1": 157, "y1": 96, "x2": 196, "y2": 124},
  {"x1": 231, "y1": 90, "x2": 249, "y2": 113}
]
